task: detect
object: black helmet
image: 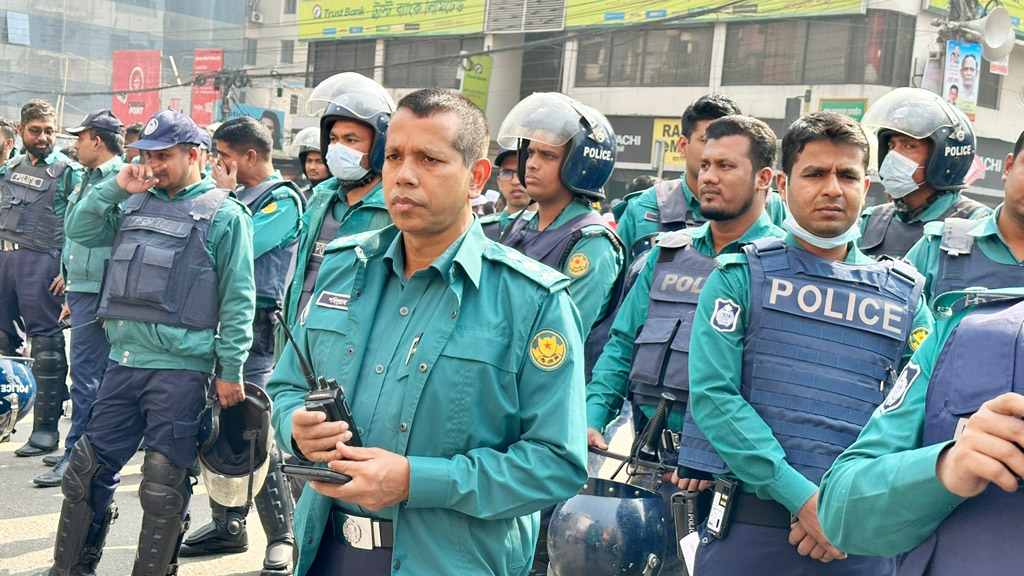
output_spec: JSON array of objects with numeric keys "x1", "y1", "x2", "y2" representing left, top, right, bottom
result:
[
  {"x1": 547, "y1": 477, "x2": 666, "y2": 576},
  {"x1": 198, "y1": 383, "x2": 273, "y2": 507},
  {"x1": 306, "y1": 72, "x2": 396, "y2": 174}
]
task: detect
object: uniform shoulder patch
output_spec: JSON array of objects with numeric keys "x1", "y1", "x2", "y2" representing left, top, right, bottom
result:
[
  {"x1": 529, "y1": 329, "x2": 568, "y2": 371},
  {"x1": 260, "y1": 201, "x2": 278, "y2": 214},
  {"x1": 566, "y1": 252, "x2": 589, "y2": 277},
  {"x1": 881, "y1": 363, "x2": 921, "y2": 414},
  {"x1": 908, "y1": 326, "x2": 930, "y2": 352},
  {"x1": 711, "y1": 298, "x2": 741, "y2": 332}
]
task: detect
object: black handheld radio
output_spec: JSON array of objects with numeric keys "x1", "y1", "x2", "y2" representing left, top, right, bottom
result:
[{"x1": 274, "y1": 311, "x2": 362, "y2": 447}]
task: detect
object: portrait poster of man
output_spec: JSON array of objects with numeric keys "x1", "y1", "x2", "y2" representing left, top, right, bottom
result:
[{"x1": 943, "y1": 40, "x2": 982, "y2": 120}]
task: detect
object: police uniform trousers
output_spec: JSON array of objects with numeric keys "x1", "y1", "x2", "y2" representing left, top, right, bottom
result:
[
  {"x1": 243, "y1": 309, "x2": 276, "y2": 389},
  {"x1": 307, "y1": 512, "x2": 393, "y2": 576},
  {"x1": 64, "y1": 291, "x2": 109, "y2": 460},
  {"x1": 0, "y1": 249, "x2": 63, "y2": 344},
  {"x1": 83, "y1": 363, "x2": 210, "y2": 529},
  {"x1": 694, "y1": 522, "x2": 894, "y2": 575}
]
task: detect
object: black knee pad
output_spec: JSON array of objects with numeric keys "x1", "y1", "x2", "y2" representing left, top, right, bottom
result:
[
  {"x1": 139, "y1": 451, "x2": 189, "y2": 519},
  {"x1": 30, "y1": 335, "x2": 68, "y2": 374},
  {"x1": 63, "y1": 436, "x2": 101, "y2": 504}
]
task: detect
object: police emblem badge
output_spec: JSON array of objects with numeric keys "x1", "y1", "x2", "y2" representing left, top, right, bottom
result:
[
  {"x1": 261, "y1": 201, "x2": 278, "y2": 214},
  {"x1": 881, "y1": 363, "x2": 921, "y2": 414},
  {"x1": 529, "y1": 330, "x2": 568, "y2": 371},
  {"x1": 143, "y1": 118, "x2": 159, "y2": 135},
  {"x1": 567, "y1": 253, "x2": 589, "y2": 277},
  {"x1": 711, "y1": 298, "x2": 740, "y2": 332},
  {"x1": 908, "y1": 327, "x2": 930, "y2": 352}
]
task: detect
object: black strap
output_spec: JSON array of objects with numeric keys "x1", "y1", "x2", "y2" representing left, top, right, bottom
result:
[{"x1": 732, "y1": 493, "x2": 792, "y2": 529}]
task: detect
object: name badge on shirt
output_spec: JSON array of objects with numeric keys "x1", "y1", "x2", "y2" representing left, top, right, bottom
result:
[{"x1": 316, "y1": 291, "x2": 350, "y2": 310}]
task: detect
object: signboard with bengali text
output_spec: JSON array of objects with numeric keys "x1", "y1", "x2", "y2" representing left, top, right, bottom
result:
[
  {"x1": 566, "y1": 0, "x2": 864, "y2": 28},
  {"x1": 299, "y1": 0, "x2": 485, "y2": 40}
]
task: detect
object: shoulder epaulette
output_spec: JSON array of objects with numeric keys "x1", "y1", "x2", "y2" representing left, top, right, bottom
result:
[
  {"x1": 483, "y1": 242, "x2": 569, "y2": 291},
  {"x1": 715, "y1": 253, "x2": 748, "y2": 269}
]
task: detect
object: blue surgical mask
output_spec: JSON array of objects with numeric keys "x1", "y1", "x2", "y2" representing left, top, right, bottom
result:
[
  {"x1": 877, "y1": 150, "x2": 921, "y2": 199},
  {"x1": 326, "y1": 143, "x2": 369, "y2": 182},
  {"x1": 781, "y1": 202, "x2": 862, "y2": 250}
]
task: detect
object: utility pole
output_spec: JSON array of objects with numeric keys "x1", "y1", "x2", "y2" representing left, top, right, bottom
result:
[{"x1": 212, "y1": 70, "x2": 252, "y2": 121}]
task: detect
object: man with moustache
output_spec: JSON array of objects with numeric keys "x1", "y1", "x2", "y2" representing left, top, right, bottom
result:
[{"x1": 0, "y1": 118, "x2": 17, "y2": 161}]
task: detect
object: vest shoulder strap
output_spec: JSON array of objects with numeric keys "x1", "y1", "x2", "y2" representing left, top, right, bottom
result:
[
  {"x1": 655, "y1": 229, "x2": 695, "y2": 250},
  {"x1": 939, "y1": 218, "x2": 978, "y2": 256}
]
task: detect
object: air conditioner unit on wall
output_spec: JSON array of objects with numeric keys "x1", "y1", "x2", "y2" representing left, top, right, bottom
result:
[{"x1": 250, "y1": 11, "x2": 264, "y2": 24}]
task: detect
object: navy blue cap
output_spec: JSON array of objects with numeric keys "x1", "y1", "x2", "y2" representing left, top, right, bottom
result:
[
  {"x1": 129, "y1": 110, "x2": 202, "y2": 150},
  {"x1": 494, "y1": 147, "x2": 516, "y2": 167},
  {"x1": 66, "y1": 109, "x2": 125, "y2": 136},
  {"x1": 197, "y1": 128, "x2": 212, "y2": 151}
]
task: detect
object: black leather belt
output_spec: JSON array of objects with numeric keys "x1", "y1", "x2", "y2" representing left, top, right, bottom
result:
[
  {"x1": 732, "y1": 493, "x2": 793, "y2": 529},
  {"x1": 328, "y1": 510, "x2": 394, "y2": 550}
]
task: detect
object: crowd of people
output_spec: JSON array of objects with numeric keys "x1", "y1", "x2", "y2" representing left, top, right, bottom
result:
[{"x1": 0, "y1": 74, "x2": 1021, "y2": 576}]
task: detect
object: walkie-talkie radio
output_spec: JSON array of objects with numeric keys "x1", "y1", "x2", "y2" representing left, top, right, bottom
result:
[{"x1": 274, "y1": 311, "x2": 362, "y2": 447}]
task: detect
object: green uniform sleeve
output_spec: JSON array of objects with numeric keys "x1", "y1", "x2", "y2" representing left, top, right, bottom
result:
[
  {"x1": 268, "y1": 312, "x2": 314, "y2": 458},
  {"x1": 406, "y1": 287, "x2": 588, "y2": 519},
  {"x1": 688, "y1": 262, "x2": 818, "y2": 514},
  {"x1": 903, "y1": 296, "x2": 934, "y2": 368},
  {"x1": 819, "y1": 334, "x2": 965, "y2": 556},
  {"x1": 764, "y1": 191, "x2": 787, "y2": 227},
  {"x1": 252, "y1": 194, "x2": 301, "y2": 258},
  {"x1": 54, "y1": 164, "x2": 83, "y2": 218},
  {"x1": 209, "y1": 203, "x2": 256, "y2": 383},
  {"x1": 585, "y1": 247, "x2": 654, "y2": 430},
  {"x1": 563, "y1": 231, "x2": 623, "y2": 339},
  {"x1": 64, "y1": 177, "x2": 129, "y2": 248},
  {"x1": 615, "y1": 200, "x2": 643, "y2": 264}
]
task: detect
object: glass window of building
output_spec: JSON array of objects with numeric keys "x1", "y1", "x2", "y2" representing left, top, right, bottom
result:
[
  {"x1": 576, "y1": 25, "x2": 713, "y2": 88},
  {"x1": 383, "y1": 36, "x2": 484, "y2": 89},
  {"x1": 307, "y1": 39, "x2": 377, "y2": 86},
  {"x1": 245, "y1": 38, "x2": 258, "y2": 67}
]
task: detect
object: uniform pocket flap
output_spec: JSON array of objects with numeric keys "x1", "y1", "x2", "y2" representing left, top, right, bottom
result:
[
  {"x1": 141, "y1": 245, "x2": 176, "y2": 268},
  {"x1": 634, "y1": 317, "x2": 680, "y2": 345},
  {"x1": 112, "y1": 242, "x2": 138, "y2": 261}
]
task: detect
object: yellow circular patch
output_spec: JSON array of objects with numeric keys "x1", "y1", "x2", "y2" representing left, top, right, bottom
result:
[
  {"x1": 567, "y1": 253, "x2": 590, "y2": 277},
  {"x1": 908, "y1": 327, "x2": 930, "y2": 352},
  {"x1": 529, "y1": 330, "x2": 568, "y2": 371},
  {"x1": 261, "y1": 201, "x2": 278, "y2": 214}
]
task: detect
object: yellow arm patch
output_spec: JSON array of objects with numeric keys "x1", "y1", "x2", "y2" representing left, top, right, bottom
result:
[
  {"x1": 529, "y1": 330, "x2": 568, "y2": 371},
  {"x1": 908, "y1": 326, "x2": 930, "y2": 352},
  {"x1": 261, "y1": 201, "x2": 278, "y2": 214},
  {"x1": 566, "y1": 252, "x2": 590, "y2": 277}
]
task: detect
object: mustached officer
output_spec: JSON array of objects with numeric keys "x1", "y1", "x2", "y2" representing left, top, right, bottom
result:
[
  {"x1": 677, "y1": 112, "x2": 933, "y2": 575},
  {"x1": 38, "y1": 110, "x2": 254, "y2": 576},
  {"x1": 859, "y1": 87, "x2": 990, "y2": 259},
  {"x1": 0, "y1": 99, "x2": 82, "y2": 458}
]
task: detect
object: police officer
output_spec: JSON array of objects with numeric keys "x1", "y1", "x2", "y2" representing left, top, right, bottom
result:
[
  {"x1": 859, "y1": 87, "x2": 991, "y2": 259},
  {"x1": 676, "y1": 112, "x2": 933, "y2": 575},
  {"x1": 614, "y1": 94, "x2": 786, "y2": 270},
  {"x1": 34, "y1": 110, "x2": 125, "y2": 488},
  {"x1": 281, "y1": 72, "x2": 394, "y2": 330},
  {"x1": 480, "y1": 148, "x2": 530, "y2": 240},
  {"x1": 39, "y1": 110, "x2": 254, "y2": 576},
  {"x1": 267, "y1": 88, "x2": 586, "y2": 575},
  {"x1": 124, "y1": 122, "x2": 144, "y2": 163},
  {"x1": 197, "y1": 127, "x2": 213, "y2": 175},
  {"x1": 904, "y1": 129, "x2": 1024, "y2": 306},
  {"x1": 0, "y1": 118, "x2": 17, "y2": 161},
  {"x1": 0, "y1": 99, "x2": 82, "y2": 458},
  {"x1": 819, "y1": 286, "x2": 1024, "y2": 575},
  {"x1": 178, "y1": 115, "x2": 301, "y2": 574},
  {"x1": 291, "y1": 125, "x2": 331, "y2": 198}
]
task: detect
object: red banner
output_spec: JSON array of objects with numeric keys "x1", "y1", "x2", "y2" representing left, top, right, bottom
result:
[
  {"x1": 191, "y1": 48, "x2": 224, "y2": 127},
  {"x1": 112, "y1": 50, "x2": 162, "y2": 125}
]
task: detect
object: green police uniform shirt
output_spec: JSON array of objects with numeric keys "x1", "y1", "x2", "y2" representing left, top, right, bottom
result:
[
  {"x1": 687, "y1": 235, "x2": 934, "y2": 514},
  {"x1": 816, "y1": 289, "x2": 1024, "y2": 557},
  {"x1": 519, "y1": 200, "x2": 623, "y2": 339},
  {"x1": 282, "y1": 176, "x2": 392, "y2": 326},
  {"x1": 586, "y1": 211, "x2": 785, "y2": 435},
  {"x1": 859, "y1": 191, "x2": 992, "y2": 236},
  {"x1": 0, "y1": 149, "x2": 83, "y2": 220},
  {"x1": 267, "y1": 221, "x2": 587, "y2": 576},
  {"x1": 248, "y1": 171, "x2": 303, "y2": 309},
  {"x1": 62, "y1": 155, "x2": 124, "y2": 293},
  {"x1": 65, "y1": 176, "x2": 255, "y2": 383},
  {"x1": 904, "y1": 205, "x2": 1024, "y2": 305}
]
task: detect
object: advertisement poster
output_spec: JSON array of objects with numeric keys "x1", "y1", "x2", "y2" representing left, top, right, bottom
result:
[
  {"x1": 111, "y1": 50, "x2": 162, "y2": 126},
  {"x1": 218, "y1": 104, "x2": 285, "y2": 150},
  {"x1": 652, "y1": 117, "x2": 685, "y2": 168},
  {"x1": 460, "y1": 55, "x2": 492, "y2": 112},
  {"x1": 192, "y1": 48, "x2": 224, "y2": 127},
  {"x1": 943, "y1": 40, "x2": 982, "y2": 121},
  {"x1": 819, "y1": 99, "x2": 868, "y2": 122},
  {"x1": 566, "y1": 0, "x2": 862, "y2": 28},
  {"x1": 299, "y1": 0, "x2": 485, "y2": 40}
]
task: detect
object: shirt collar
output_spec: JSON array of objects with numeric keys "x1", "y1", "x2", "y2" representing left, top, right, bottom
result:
[
  {"x1": 382, "y1": 220, "x2": 483, "y2": 288},
  {"x1": 151, "y1": 177, "x2": 213, "y2": 201},
  {"x1": 687, "y1": 211, "x2": 781, "y2": 256},
  {"x1": 94, "y1": 155, "x2": 124, "y2": 178},
  {"x1": 968, "y1": 205, "x2": 1002, "y2": 238},
  {"x1": 784, "y1": 233, "x2": 870, "y2": 264},
  {"x1": 680, "y1": 175, "x2": 702, "y2": 215}
]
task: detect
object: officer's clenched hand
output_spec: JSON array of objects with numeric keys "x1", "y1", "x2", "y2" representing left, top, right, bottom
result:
[
  {"x1": 290, "y1": 408, "x2": 354, "y2": 462},
  {"x1": 116, "y1": 163, "x2": 156, "y2": 194},
  {"x1": 936, "y1": 392, "x2": 1024, "y2": 497},
  {"x1": 314, "y1": 442, "x2": 411, "y2": 511},
  {"x1": 214, "y1": 379, "x2": 245, "y2": 408},
  {"x1": 586, "y1": 427, "x2": 608, "y2": 450},
  {"x1": 790, "y1": 492, "x2": 847, "y2": 563}
]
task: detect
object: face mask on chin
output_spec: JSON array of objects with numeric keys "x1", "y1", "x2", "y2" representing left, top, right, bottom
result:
[{"x1": 781, "y1": 201, "x2": 862, "y2": 250}]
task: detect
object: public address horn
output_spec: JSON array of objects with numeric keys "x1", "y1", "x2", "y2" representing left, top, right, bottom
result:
[{"x1": 959, "y1": 6, "x2": 1016, "y2": 62}]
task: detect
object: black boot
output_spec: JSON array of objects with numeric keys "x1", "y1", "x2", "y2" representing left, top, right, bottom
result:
[
  {"x1": 16, "y1": 335, "x2": 68, "y2": 456},
  {"x1": 178, "y1": 500, "x2": 248, "y2": 557},
  {"x1": 75, "y1": 503, "x2": 118, "y2": 576},
  {"x1": 255, "y1": 446, "x2": 295, "y2": 575}
]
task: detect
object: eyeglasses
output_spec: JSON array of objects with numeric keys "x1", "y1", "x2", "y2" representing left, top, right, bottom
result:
[
  {"x1": 26, "y1": 127, "x2": 55, "y2": 137},
  {"x1": 497, "y1": 169, "x2": 517, "y2": 181}
]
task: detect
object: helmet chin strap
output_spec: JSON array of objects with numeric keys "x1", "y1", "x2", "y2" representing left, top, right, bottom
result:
[{"x1": 337, "y1": 170, "x2": 378, "y2": 189}]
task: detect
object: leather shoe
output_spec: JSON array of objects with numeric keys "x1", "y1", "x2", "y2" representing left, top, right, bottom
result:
[
  {"x1": 34, "y1": 459, "x2": 69, "y2": 488},
  {"x1": 42, "y1": 454, "x2": 63, "y2": 467}
]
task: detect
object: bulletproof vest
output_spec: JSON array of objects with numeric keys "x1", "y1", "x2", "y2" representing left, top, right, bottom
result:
[
  {"x1": 897, "y1": 295, "x2": 1024, "y2": 576},
  {"x1": 297, "y1": 199, "x2": 343, "y2": 316},
  {"x1": 238, "y1": 180, "x2": 301, "y2": 309},
  {"x1": 628, "y1": 179, "x2": 705, "y2": 262},
  {"x1": 97, "y1": 188, "x2": 230, "y2": 330},
  {"x1": 931, "y1": 218, "x2": 1024, "y2": 305},
  {"x1": 480, "y1": 214, "x2": 504, "y2": 241},
  {"x1": 627, "y1": 232, "x2": 715, "y2": 411},
  {"x1": 0, "y1": 156, "x2": 69, "y2": 252},
  {"x1": 678, "y1": 238, "x2": 922, "y2": 483},
  {"x1": 501, "y1": 210, "x2": 610, "y2": 270},
  {"x1": 860, "y1": 197, "x2": 985, "y2": 260}
]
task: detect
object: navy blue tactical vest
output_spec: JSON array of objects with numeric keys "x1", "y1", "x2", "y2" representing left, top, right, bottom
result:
[
  {"x1": 628, "y1": 232, "x2": 715, "y2": 411},
  {"x1": 97, "y1": 188, "x2": 230, "y2": 330},
  {"x1": 297, "y1": 200, "x2": 343, "y2": 317},
  {"x1": 0, "y1": 156, "x2": 69, "y2": 252},
  {"x1": 896, "y1": 294, "x2": 1024, "y2": 576},
  {"x1": 628, "y1": 179, "x2": 704, "y2": 262},
  {"x1": 860, "y1": 197, "x2": 985, "y2": 259},
  {"x1": 238, "y1": 180, "x2": 302, "y2": 309},
  {"x1": 678, "y1": 238, "x2": 923, "y2": 483},
  {"x1": 931, "y1": 218, "x2": 1024, "y2": 304}
]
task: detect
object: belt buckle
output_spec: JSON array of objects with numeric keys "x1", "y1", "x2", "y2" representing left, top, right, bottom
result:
[{"x1": 342, "y1": 515, "x2": 374, "y2": 550}]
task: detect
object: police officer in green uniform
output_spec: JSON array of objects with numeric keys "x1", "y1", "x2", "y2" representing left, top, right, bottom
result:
[
  {"x1": 904, "y1": 129, "x2": 1024, "y2": 306},
  {"x1": 676, "y1": 113, "x2": 933, "y2": 575},
  {"x1": 0, "y1": 99, "x2": 83, "y2": 458},
  {"x1": 480, "y1": 148, "x2": 531, "y2": 240},
  {"x1": 38, "y1": 110, "x2": 254, "y2": 576},
  {"x1": 179, "y1": 116, "x2": 302, "y2": 575},
  {"x1": 290, "y1": 126, "x2": 331, "y2": 199},
  {"x1": 281, "y1": 72, "x2": 395, "y2": 331},
  {"x1": 587, "y1": 115, "x2": 785, "y2": 574},
  {"x1": 859, "y1": 87, "x2": 991, "y2": 259},
  {"x1": 614, "y1": 94, "x2": 786, "y2": 270},
  {"x1": 819, "y1": 286, "x2": 1024, "y2": 575},
  {"x1": 267, "y1": 88, "x2": 587, "y2": 575}
]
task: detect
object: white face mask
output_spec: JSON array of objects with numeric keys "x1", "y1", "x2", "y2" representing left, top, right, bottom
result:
[
  {"x1": 877, "y1": 150, "x2": 922, "y2": 199},
  {"x1": 325, "y1": 143, "x2": 369, "y2": 182},
  {"x1": 781, "y1": 201, "x2": 862, "y2": 250}
]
